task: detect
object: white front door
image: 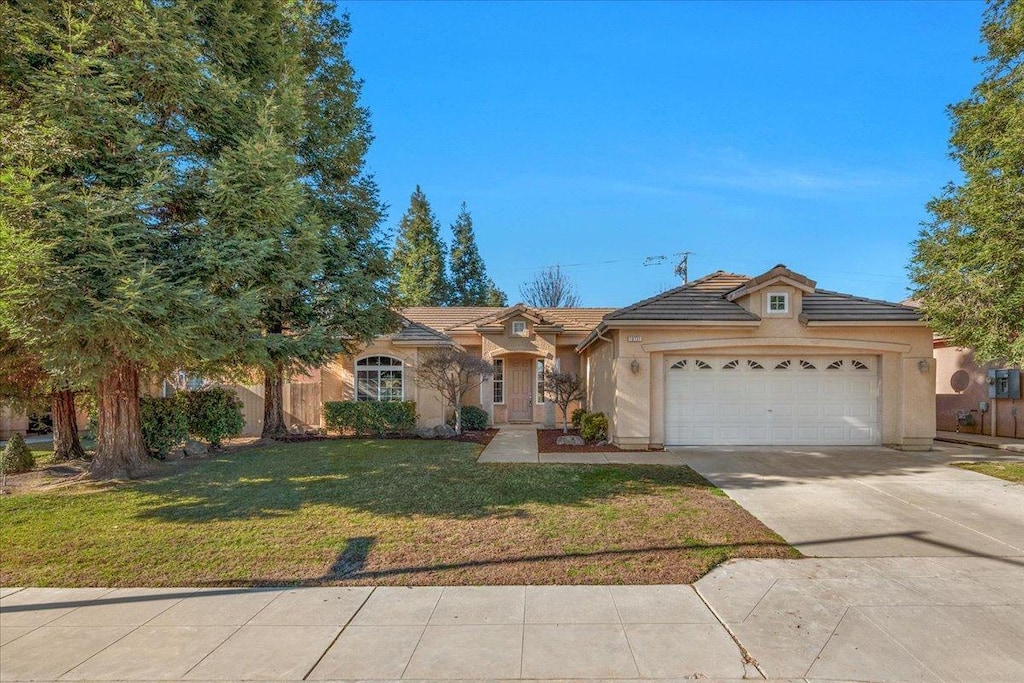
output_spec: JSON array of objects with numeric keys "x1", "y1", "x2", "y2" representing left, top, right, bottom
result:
[{"x1": 665, "y1": 355, "x2": 880, "y2": 446}]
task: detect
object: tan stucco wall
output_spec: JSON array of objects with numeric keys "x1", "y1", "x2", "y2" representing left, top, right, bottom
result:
[
  {"x1": 934, "y1": 344, "x2": 1021, "y2": 438},
  {"x1": 591, "y1": 288, "x2": 935, "y2": 450}
]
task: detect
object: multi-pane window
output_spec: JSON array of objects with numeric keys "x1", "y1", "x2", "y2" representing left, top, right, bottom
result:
[
  {"x1": 492, "y1": 359, "x2": 504, "y2": 404},
  {"x1": 536, "y1": 359, "x2": 546, "y2": 404},
  {"x1": 768, "y1": 293, "x2": 788, "y2": 312},
  {"x1": 355, "y1": 356, "x2": 404, "y2": 401},
  {"x1": 512, "y1": 321, "x2": 527, "y2": 336}
]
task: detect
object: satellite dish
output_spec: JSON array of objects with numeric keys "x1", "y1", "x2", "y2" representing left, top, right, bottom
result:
[{"x1": 951, "y1": 370, "x2": 970, "y2": 393}]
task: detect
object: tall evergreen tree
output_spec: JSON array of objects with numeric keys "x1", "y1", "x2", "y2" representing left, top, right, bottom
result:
[
  {"x1": 448, "y1": 202, "x2": 507, "y2": 306},
  {"x1": 910, "y1": 0, "x2": 1024, "y2": 365},
  {"x1": 392, "y1": 186, "x2": 450, "y2": 306},
  {"x1": 0, "y1": 1, "x2": 245, "y2": 477}
]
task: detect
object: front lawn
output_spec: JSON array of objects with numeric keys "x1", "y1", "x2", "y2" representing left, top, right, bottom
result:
[
  {"x1": 0, "y1": 439, "x2": 797, "y2": 586},
  {"x1": 953, "y1": 461, "x2": 1024, "y2": 484}
]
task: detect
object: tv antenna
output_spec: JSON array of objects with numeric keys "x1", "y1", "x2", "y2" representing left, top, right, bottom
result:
[{"x1": 644, "y1": 251, "x2": 694, "y2": 285}]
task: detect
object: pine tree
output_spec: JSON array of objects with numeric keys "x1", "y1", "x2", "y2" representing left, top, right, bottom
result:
[
  {"x1": 449, "y1": 203, "x2": 507, "y2": 306},
  {"x1": 0, "y1": 1, "x2": 241, "y2": 477},
  {"x1": 910, "y1": 0, "x2": 1024, "y2": 365},
  {"x1": 393, "y1": 186, "x2": 450, "y2": 306}
]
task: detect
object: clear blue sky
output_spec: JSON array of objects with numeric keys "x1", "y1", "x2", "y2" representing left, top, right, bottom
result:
[{"x1": 343, "y1": 0, "x2": 985, "y2": 307}]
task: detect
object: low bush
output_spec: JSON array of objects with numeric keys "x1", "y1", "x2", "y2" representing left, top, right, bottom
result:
[
  {"x1": 580, "y1": 411, "x2": 609, "y2": 442},
  {"x1": 447, "y1": 405, "x2": 489, "y2": 431},
  {"x1": 1, "y1": 433, "x2": 34, "y2": 474},
  {"x1": 140, "y1": 396, "x2": 188, "y2": 459},
  {"x1": 179, "y1": 388, "x2": 245, "y2": 448},
  {"x1": 323, "y1": 401, "x2": 417, "y2": 437},
  {"x1": 570, "y1": 407, "x2": 587, "y2": 430}
]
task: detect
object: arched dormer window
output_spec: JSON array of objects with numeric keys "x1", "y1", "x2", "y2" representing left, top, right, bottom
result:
[{"x1": 355, "y1": 356, "x2": 404, "y2": 402}]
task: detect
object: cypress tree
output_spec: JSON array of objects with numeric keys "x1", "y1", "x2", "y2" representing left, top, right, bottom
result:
[
  {"x1": 449, "y1": 203, "x2": 507, "y2": 306},
  {"x1": 393, "y1": 186, "x2": 450, "y2": 306}
]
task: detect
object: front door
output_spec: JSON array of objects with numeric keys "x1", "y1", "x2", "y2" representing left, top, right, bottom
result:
[{"x1": 507, "y1": 359, "x2": 533, "y2": 422}]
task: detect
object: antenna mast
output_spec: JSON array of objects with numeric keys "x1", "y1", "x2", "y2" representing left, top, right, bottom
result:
[{"x1": 673, "y1": 252, "x2": 694, "y2": 285}]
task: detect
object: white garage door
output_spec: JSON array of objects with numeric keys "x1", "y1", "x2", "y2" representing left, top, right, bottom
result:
[{"x1": 665, "y1": 355, "x2": 880, "y2": 446}]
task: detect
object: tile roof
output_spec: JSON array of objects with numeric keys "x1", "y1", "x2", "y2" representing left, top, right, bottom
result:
[
  {"x1": 604, "y1": 272, "x2": 760, "y2": 321},
  {"x1": 388, "y1": 318, "x2": 454, "y2": 344},
  {"x1": 400, "y1": 306, "x2": 616, "y2": 333},
  {"x1": 801, "y1": 290, "x2": 923, "y2": 322}
]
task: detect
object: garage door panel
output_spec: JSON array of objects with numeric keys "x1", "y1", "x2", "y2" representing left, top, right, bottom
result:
[{"x1": 666, "y1": 355, "x2": 880, "y2": 446}]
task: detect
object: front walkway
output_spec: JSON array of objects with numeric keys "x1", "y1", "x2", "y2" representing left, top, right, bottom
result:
[
  {"x1": 478, "y1": 424, "x2": 685, "y2": 464},
  {"x1": 0, "y1": 584, "x2": 760, "y2": 681}
]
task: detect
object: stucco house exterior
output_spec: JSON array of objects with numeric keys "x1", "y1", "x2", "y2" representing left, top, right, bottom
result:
[
  {"x1": 319, "y1": 264, "x2": 934, "y2": 451},
  {"x1": 576, "y1": 266, "x2": 934, "y2": 450},
  {"x1": 933, "y1": 340, "x2": 1021, "y2": 438}
]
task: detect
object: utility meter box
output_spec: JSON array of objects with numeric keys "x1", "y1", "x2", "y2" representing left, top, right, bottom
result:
[{"x1": 988, "y1": 368, "x2": 1021, "y2": 399}]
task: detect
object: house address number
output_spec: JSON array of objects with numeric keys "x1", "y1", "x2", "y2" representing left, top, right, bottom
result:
[{"x1": 627, "y1": 335, "x2": 643, "y2": 342}]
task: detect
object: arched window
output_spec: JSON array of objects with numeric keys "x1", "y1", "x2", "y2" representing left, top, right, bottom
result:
[{"x1": 355, "y1": 356, "x2": 404, "y2": 402}]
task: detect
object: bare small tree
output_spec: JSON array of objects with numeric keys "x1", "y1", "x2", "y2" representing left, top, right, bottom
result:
[
  {"x1": 544, "y1": 369, "x2": 585, "y2": 433},
  {"x1": 519, "y1": 265, "x2": 581, "y2": 307},
  {"x1": 416, "y1": 348, "x2": 495, "y2": 434}
]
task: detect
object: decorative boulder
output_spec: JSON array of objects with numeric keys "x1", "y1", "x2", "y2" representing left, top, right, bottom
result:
[
  {"x1": 556, "y1": 435, "x2": 586, "y2": 446},
  {"x1": 434, "y1": 424, "x2": 457, "y2": 439},
  {"x1": 183, "y1": 440, "x2": 208, "y2": 457},
  {"x1": 415, "y1": 427, "x2": 438, "y2": 440},
  {"x1": 595, "y1": 440, "x2": 609, "y2": 447}
]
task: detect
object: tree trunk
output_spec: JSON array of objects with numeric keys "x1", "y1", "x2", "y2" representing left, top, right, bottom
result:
[
  {"x1": 562, "y1": 406, "x2": 569, "y2": 434},
  {"x1": 262, "y1": 362, "x2": 288, "y2": 439},
  {"x1": 92, "y1": 361, "x2": 150, "y2": 478},
  {"x1": 51, "y1": 389, "x2": 85, "y2": 462},
  {"x1": 454, "y1": 397, "x2": 462, "y2": 435}
]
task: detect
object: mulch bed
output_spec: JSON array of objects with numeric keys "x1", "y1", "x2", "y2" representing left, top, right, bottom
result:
[
  {"x1": 537, "y1": 428, "x2": 623, "y2": 453},
  {"x1": 451, "y1": 428, "x2": 499, "y2": 446}
]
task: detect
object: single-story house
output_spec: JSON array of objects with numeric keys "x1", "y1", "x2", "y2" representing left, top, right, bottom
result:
[
  {"x1": 933, "y1": 340, "x2": 1021, "y2": 438},
  {"x1": 321, "y1": 264, "x2": 935, "y2": 450}
]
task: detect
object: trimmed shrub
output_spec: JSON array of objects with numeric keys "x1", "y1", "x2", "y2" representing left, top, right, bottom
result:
[
  {"x1": 580, "y1": 411, "x2": 609, "y2": 442},
  {"x1": 1, "y1": 433, "x2": 34, "y2": 474},
  {"x1": 447, "y1": 405, "x2": 489, "y2": 431},
  {"x1": 570, "y1": 407, "x2": 587, "y2": 430},
  {"x1": 179, "y1": 388, "x2": 245, "y2": 448},
  {"x1": 140, "y1": 396, "x2": 188, "y2": 459},
  {"x1": 323, "y1": 401, "x2": 417, "y2": 437}
]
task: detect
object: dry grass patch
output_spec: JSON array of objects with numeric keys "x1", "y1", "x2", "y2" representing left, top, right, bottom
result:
[
  {"x1": 0, "y1": 439, "x2": 797, "y2": 586},
  {"x1": 953, "y1": 461, "x2": 1024, "y2": 484}
]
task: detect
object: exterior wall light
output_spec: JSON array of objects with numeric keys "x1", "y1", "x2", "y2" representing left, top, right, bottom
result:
[
  {"x1": 917, "y1": 359, "x2": 929, "y2": 373},
  {"x1": 630, "y1": 359, "x2": 641, "y2": 374}
]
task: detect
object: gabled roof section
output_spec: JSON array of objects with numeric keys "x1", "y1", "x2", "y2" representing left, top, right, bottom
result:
[
  {"x1": 801, "y1": 290, "x2": 923, "y2": 323},
  {"x1": 725, "y1": 264, "x2": 816, "y2": 301},
  {"x1": 604, "y1": 271, "x2": 761, "y2": 322},
  {"x1": 388, "y1": 317, "x2": 454, "y2": 345},
  {"x1": 400, "y1": 306, "x2": 615, "y2": 334},
  {"x1": 469, "y1": 303, "x2": 557, "y2": 330}
]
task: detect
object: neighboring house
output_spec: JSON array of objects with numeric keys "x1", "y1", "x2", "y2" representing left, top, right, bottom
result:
[
  {"x1": 576, "y1": 265, "x2": 934, "y2": 450},
  {"x1": 0, "y1": 405, "x2": 90, "y2": 441},
  {"x1": 933, "y1": 340, "x2": 1021, "y2": 438}
]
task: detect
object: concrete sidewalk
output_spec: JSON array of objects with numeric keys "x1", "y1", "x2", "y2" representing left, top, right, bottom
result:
[
  {"x1": 0, "y1": 584, "x2": 760, "y2": 681},
  {"x1": 477, "y1": 425, "x2": 685, "y2": 464},
  {"x1": 936, "y1": 429, "x2": 1024, "y2": 453}
]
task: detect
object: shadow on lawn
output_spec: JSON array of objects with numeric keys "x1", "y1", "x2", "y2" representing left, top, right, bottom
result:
[{"x1": 133, "y1": 439, "x2": 712, "y2": 523}]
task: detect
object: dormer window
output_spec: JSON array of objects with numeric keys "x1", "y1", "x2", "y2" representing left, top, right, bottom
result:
[
  {"x1": 512, "y1": 321, "x2": 527, "y2": 336},
  {"x1": 768, "y1": 292, "x2": 789, "y2": 313}
]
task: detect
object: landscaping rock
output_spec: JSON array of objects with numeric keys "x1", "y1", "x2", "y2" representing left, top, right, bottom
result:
[
  {"x1": 415, "y1": 427, "x2": 438, "y2": 440},
  {"x1": 434, "y1": 424, "x2": 457, "y2": 439},
  {"x1": 183, "y1": 440, "x2": 208, "y2": 457},
  {"x1": 596, "y1": 440, "x2": 609, "y2": 447},
  {"x1": 556, "y1": 434, "x2": 586, "y2": 446}
]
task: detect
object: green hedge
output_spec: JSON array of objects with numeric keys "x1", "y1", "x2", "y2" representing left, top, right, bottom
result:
[
  {"x1": 140, "y1": 396, "x2": 188, "y2": 458},
  {"x1": 179, "y1": 388, "x2": 245, "y2": 448},
  {"x1": 580, "y1": 411, "x2": 609, "y2": 442},
  {"x1": 570, "y1": 407, "x2": 588, "y2": 430},
  {"x1": 447, "y1": 405, "x2": 489, "y2": 431},
  {"x1": 323, "y1": 401, "x2": 417, "y2": 437}
]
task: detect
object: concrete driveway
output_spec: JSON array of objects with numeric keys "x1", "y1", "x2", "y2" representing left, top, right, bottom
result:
[
  {"x1": 675, "y1": 443, "x2": 1024, "y2": 557},
  {"x1": 677, "y1": 443, "x2": 1024, "y2": 681}
]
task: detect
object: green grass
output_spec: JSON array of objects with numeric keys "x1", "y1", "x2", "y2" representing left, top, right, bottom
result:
[
  {"x1": 0, "y1": 439, "x2": 797, "y2": 586},
  {"x1": 953, "y1": 461, "x2": 1024, "y2": 484}
]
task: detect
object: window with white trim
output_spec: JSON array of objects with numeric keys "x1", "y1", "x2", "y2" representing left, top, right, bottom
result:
[
  {"x1": 536, "y1": 359, "x2": 546, "y2": 403},
  {"x1": 355, "y1": 356, "x2": 404, "y2": 401},
  {"x1": 492, "y1": 359, "x2": 504, "y2": 404},
  {"x1": 512, "y1": 320, "x2": 527, "y2": 336},
  {"x1": 768, "y1": 292, "x2": 789, "y2": 313}
]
